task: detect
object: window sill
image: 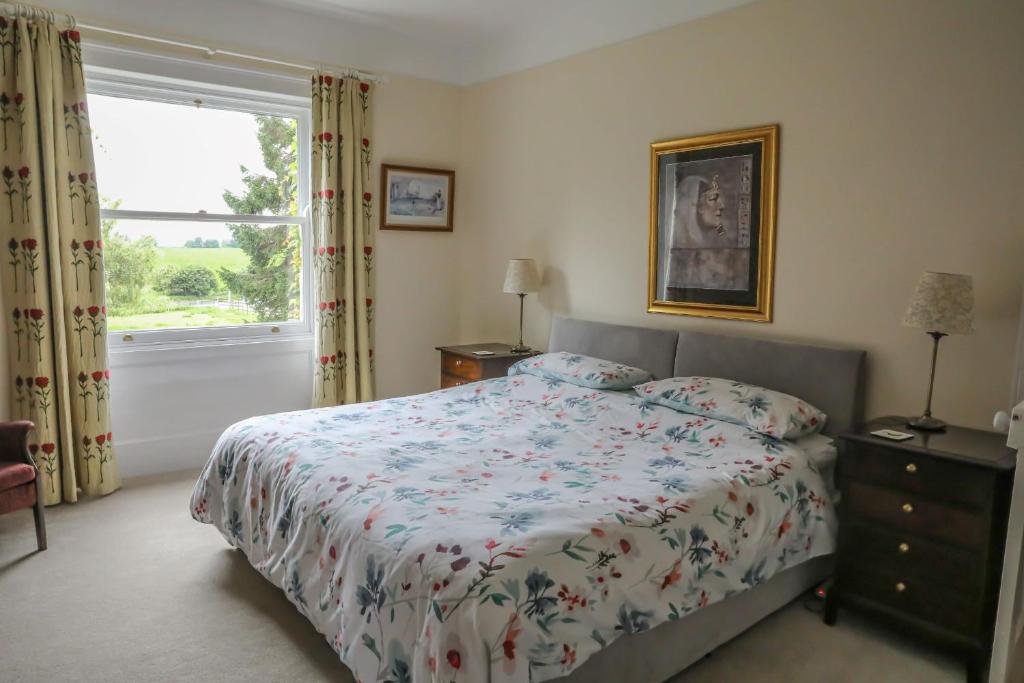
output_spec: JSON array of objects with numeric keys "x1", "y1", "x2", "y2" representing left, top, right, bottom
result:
[{"x1": 108, "y1": 332, "x2": 314, "y2": 366}]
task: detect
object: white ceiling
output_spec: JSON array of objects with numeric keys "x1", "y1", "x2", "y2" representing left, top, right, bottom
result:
[{"x1": 254, "y1": 0, "x2": 757, "y2": 84}]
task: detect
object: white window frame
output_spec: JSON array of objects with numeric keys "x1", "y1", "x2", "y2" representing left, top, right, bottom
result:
[{"x1": 84, "y1": 66, "x2": 313, "y2": 351}]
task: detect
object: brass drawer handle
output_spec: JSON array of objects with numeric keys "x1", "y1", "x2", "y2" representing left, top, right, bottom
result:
[
  {"x1": 895, "y1": 581, "x2": 907, "y2": 593},
  {"x1": 898, "y1": 542, "x2": 910, "y2": 554},
  {"x1": 905, "y1": 463, "x2": 918, "y2": 474},
  {"x1": 902, "y1": 503, "x2": 914, "y2": 514},
  {"x1": 455, "y1": 359, "x2": 462, "y2": 366}
]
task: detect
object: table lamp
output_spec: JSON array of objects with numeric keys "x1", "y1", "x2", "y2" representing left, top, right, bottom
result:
[
  {"x1": 503, "y1": 259, "x2": 540, "y2": 353},
  {"x1": 902, "y1": 271, "x2": 975, "y2": 431}
]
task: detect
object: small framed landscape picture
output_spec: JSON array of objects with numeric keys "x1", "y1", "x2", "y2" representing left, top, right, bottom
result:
[
  {"x1": 648, "y1": 125, "x2": 779, "y2": 322},
  {"x1": 380, "y1": 164, "x2": 455, "y2": 232}
]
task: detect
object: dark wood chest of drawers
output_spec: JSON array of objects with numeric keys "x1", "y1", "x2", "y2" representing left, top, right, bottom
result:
[
  {"x1": 825, "y1": 416, "x2": 1016, "y2": 682},
  {"x1": 435, "y1": 343, "x2": 537, "y2": 389}
]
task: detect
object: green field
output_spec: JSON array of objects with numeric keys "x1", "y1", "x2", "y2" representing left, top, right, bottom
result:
[{"x1": 155, "y1": 247, "x2": 249, "y2": 271}]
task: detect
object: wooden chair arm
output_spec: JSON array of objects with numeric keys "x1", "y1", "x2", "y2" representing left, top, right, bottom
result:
[{"x1": 0, "y1": 420, "x2": 35, "y2": 466}]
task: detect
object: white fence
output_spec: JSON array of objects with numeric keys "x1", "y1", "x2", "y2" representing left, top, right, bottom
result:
[{"x1": 178, "y1": 294, "x2": 255, "y2": 312}]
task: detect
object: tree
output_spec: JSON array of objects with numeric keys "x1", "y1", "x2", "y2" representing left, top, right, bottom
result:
[
  {"x1": 221, "y1": 115, "x2": 300, "y2": 322},
  {"x1": 202, "y1": 238, "x2": 220, "y2": 248},
  {"x1": 160, "y1": 265, "x2": 217, "y2": 297},
  {"x1": 102, "y1": 199, "x2": 157, "y2": 310}
]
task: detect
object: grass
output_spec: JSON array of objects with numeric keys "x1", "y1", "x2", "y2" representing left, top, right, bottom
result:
[{"x1": 108, "y1": 306, "x2": 256, "y2": 331}]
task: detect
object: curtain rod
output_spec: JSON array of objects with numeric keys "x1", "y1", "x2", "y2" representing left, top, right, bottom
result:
[{"x1": 0, "y1": 1, "x2": 387, "y2": 84}]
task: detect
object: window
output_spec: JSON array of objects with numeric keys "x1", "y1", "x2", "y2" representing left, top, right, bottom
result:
[{"x1": 85, "y1": 71, "x2": 311, "y2": 347}]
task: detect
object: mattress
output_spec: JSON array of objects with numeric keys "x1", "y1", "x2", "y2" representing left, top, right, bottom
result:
[{"x1": 191, "y1": 375, "x2": 837, "y2": 682}]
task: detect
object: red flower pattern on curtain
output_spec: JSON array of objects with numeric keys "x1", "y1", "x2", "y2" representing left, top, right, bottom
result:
[
  {"x1": 1, "y1": 18, "x2": 118, "y2": 503},
  {"x1": 311, "y1": 74, "x2": 374, "y2": 407}
]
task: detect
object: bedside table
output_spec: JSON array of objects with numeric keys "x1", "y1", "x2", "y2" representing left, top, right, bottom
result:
[
  {"x1": 825, "y1": 416, "x2": 1016, "y2": 683},
  {"x1": 435, "y1": 343, "x2": 537, "y2": 389}
]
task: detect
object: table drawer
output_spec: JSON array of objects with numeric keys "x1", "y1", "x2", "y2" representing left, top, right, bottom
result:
[
  {"x1": 845, "y1": 480, "x2": 987, "y2": 549},
  {"x1": 440, "y1": 373, "x2": 472, "y2": 389},
  {"x1": 842, "y1": 561, "x2": 978, "y2": 635},
  {"x1": 441, "y1": 354, "x2": 483, "y2": 381},
  {"x1": 842, "y1": 442, "x2": 990, "y2": 508},
  {"x1": 840, "y1": 521, "x2": 983, "y2": 596}
]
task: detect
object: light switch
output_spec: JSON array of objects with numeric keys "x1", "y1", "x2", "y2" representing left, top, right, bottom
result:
[{"x1": 1008, "y1": 400, "x2": 1024, "y2": 450}]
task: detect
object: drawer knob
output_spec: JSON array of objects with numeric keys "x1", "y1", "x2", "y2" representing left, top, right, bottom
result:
[
  {"x1": 905, "y1": 463, "x2": 918, "y2": 474},
  {"x1": 895, "y1": 581, "x2": 907, "y2": 593},
  {"x1": 902, "y1": 503, "x2": 914, "y2": 514},
  {"x1": 455, "y1": 359, "x2": 462, "y2": 366},
  {"x1": 898, "y1": 542, "x2": 910, "y2": 554}
]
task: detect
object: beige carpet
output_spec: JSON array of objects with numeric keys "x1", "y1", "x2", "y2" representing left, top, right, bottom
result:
[{"x1": 0, "y1": 469, "x2": 963, "y2": 682}]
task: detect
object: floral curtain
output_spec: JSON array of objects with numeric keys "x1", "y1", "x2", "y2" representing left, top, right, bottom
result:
[
  {"x1": 2, "y1": 18, "x2": 118, "y2": 504},
  {"x1": 311, "y1": 74, "x2": 374, "y2": 407}
]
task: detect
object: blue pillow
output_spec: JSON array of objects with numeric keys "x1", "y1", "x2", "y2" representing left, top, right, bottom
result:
[{"x1": 509, "y1": 352, "x2": 653, "y2": 390}]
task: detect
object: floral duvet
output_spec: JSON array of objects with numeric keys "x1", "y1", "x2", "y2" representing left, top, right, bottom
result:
[{"x1": 191, "y1": 374, "x2": 836, "y2": 683}]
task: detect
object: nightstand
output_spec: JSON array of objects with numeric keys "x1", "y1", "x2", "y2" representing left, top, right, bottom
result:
[
  {"x1": 825, "y1": 416, "x2": 1016, "y2": 683},
  {"x1": 435, "y1": 343, "x2": 537, "y2": 389}
]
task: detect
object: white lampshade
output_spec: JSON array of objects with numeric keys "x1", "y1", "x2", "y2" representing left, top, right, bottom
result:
[
  {"x1": 902, "y1": 271, "x2": 975, "y2": 335},
  {"x1": 503, "y1": 259, "x2": 540, "y2": 294}
]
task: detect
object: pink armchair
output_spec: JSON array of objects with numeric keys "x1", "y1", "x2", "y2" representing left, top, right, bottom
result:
[{"x1": 0, "y1": 421, "x2": 46, "y2": 551}]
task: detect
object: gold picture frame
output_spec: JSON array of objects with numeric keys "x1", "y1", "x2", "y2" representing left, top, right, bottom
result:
[{"x1": 647, "y1": 125, "x2": 778, "y2": 322}]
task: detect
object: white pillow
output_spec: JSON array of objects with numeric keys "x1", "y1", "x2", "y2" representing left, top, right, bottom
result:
[
  {"x1": 508, "y1": 352, "x2": 653, "y2": 390},
  {"x1": 634, "y1": 376, "x2": 827, "y2": 439}
]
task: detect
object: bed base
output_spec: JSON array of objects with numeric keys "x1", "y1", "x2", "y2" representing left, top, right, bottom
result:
[{"x1": 557, "y1": 556, "x2": 833, "y2": 682}]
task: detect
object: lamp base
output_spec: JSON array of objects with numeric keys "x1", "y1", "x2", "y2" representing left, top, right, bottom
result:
[
  {"x1": 906, "y1": 415, "x2": 946, "y2": 431},
  {"x1": 510, "y1": 343, "x2": 532, "y2": 354}
]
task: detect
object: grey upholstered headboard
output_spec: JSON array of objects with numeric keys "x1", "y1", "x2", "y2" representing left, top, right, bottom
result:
[
  {"x1": 547, "y1": 316, "x2": 866, "y2": 436},
  {"x1": 673, "y1": 330, "x2": 866, "y2": 436},
  {"x1": 547, "y1": 316, "x2": 678, "y2": 380}
]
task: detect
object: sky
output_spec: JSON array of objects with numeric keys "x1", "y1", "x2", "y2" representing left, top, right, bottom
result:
[{"x1": 88, "y1": 93, "x2": 297, "y2": 246}]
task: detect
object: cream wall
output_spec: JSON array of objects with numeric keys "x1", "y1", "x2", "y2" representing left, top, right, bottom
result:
[
  {"x1": 455, "y1": 0, "x2": 1024, "y2": 430},
  {"x1": 373, "y1": 76, "x2": 461, "y2": 397}
]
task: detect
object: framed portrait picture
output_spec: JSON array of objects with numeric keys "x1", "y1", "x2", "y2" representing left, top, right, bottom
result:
[
  {"x1": 647, "y1": 125, "x2": 778, "y2": 322},
  {"x1": 379, "y1": 164, "x2": 455, "y2": 232}
]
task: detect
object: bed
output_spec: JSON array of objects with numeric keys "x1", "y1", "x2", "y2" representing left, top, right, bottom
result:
[{"x1": 190, "y1": 317, "x2": 865, "y2": 682}]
